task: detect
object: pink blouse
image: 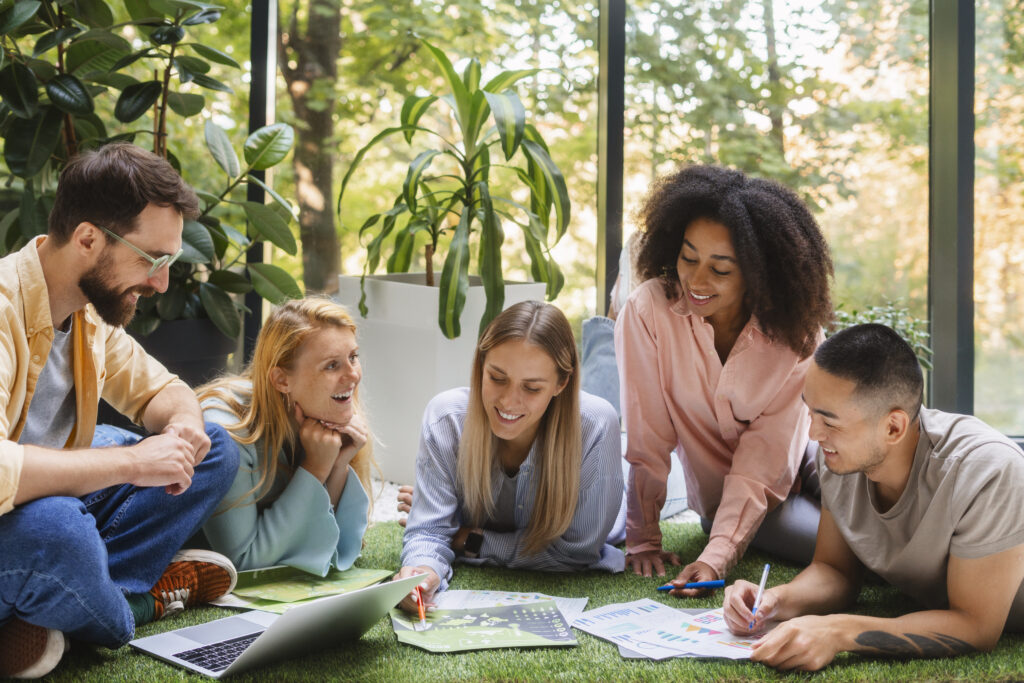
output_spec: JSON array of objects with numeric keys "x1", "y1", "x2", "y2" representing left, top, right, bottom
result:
[{"x1": 614, "y1": 279, "x2": 815, "y2": 577}]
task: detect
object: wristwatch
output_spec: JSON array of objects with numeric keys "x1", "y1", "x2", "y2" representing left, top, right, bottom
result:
[{"x1": 463, "y1": 531, "x2": 484, "y2": 558}]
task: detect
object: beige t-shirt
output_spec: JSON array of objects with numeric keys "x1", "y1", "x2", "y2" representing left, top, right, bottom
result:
[{"x1": 820, "y1": 408, "x2": 1024, "y2": 631}]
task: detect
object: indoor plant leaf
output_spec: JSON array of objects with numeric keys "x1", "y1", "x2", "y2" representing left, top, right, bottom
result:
[
  {"x1": 166, "y1": 91, "x2": 204, "y2": 116},
  {"x1": 189, "y1": 72, "x2": 232, "y2": 93},
  {"x1": 437, "y1": 210, "x2": 472, "y2": 340},
  {"x1": 402, "y1": 150, "x2": 441, "y2": 214},
  {"x1": 3, "y1": 106, "x2": 62, "y2": 178},
  {"x1": 208, "y1": 269, "x2": 252, "y2": 294},
  {"x1": 477, "y1": 186, "x2": 505, "y2": 335},
  {"x1": 247, "y1": 174, "x2": 298, "y2": 222},
  {"x1": 33, "y1": 26, "x2": 82, "y2": 57},
  {"x1": 462, "y1": 58, "x2": 481, "y2": 91},
  {"x1": 247, "y1": 262, "x2": 302, "y2": 304},
  {"x1": 242, "y1": 201, "x2": 296, "y2": 254},
  {"x1": 45, "y1": 73, "x2": 94, "y2": 115},
  {"x1": 482, "y1": 68, "x2": 541, "y2": 93},
  {"x1": 421, "y1": 41, "x2": 471, "y2": 136},
  {"x1": 521, "y1": 139, "x2": 570, "y2": 242},
  {"x1": 180, "y1": 218, "x2": 215, "y2": 262},
  {"x1": 385, "y1": 219, "x2": 428, "y2": 274},
  {"x1": 182, "y1": 8, "x2": 221, "y2": 25},
  {"x1": 74, "y1": 0, "x2": 115, "y2": 28},
  {"x1": 156, "y1": 285, "x2": 186, "y2": 319},
  {"x1": 204, "y1": 120, "x2": 240, "y2": 177},
  {"x1": 399, "y1": 95, "x2": 436, "y2": 144},
  {"x1": 0, "y1": 62, "x2": 40, "y2": 119},
  {"x1": 0, "y1": 1, "x2": 40, "y2": 35},
  {"x1": 243, "y1": 122, "x2": 294, "y2": 170},
  {"x1": 65, "y1": 35, "x2": 132, "y2": 76},
  {"x1": 188, "y1": 43, "x2": 240, "y2": 68},
  {"x1": 483, "y1": 90, "x2": 525, "y2": 161},
  {"x1": 198, "y1": 282, "x2": 240, "y2": 339},
  {"x1": 113, "y1": 80, "x2": 161, "y2": 122}
]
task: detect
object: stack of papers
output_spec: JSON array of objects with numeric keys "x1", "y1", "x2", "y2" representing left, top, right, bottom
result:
[
  {"x1": 390, "y1": 589, "x2": 588, "y2": 653},
  {"x1": 210, "y1": 566, "x2": 394, "y2": 614},
  {"x1": 573, "y1": 599, "x2": 764, "y2": 660}
]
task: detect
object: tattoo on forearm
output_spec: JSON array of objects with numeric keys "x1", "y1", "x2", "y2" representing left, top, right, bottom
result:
[{"x1": 854, "y1": 631, "x2": 976, "y2": 659}]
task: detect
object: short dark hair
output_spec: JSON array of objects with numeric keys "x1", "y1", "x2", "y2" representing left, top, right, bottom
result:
[
  {"x1": 814, "y1": 323, "x2": 924, "y2": 419},
  {"x1": 634, "y1": 165, "x2": 833, "y2": 358},
  {"x1": 48, "y1": 142, "x2": 199, "y2": 244}
]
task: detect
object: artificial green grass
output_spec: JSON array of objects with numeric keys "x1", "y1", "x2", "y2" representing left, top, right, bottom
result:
[{"x1": 47, "y1": 521, "x2": 1024, "y2": 682}]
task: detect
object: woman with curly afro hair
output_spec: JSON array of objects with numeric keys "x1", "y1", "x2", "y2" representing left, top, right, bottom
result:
[{"x1": 614, "y1": 164, "x2": 833, "y2": 597}]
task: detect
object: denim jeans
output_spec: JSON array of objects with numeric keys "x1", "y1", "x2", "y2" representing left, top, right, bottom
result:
[
  {"x1": 581, "y1": 316, "x2": 620, "y2": 415},
  {"x1": 0, "y1": 422, "x2": 238, "y2": 647}
]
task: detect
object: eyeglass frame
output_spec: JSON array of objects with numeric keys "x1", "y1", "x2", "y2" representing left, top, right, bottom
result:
[{"x1": 94, "y1": 224, "x2": 184, "y2": 278}]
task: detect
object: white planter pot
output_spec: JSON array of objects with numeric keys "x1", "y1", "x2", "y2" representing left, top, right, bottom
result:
[{"x1": 336, "y1": 273, "x2": 546, "y2": 484}]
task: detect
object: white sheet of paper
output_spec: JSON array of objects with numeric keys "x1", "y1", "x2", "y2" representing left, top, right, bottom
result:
[{"x1": 573, "y1": 599, "x2": 698, "y2": 659}]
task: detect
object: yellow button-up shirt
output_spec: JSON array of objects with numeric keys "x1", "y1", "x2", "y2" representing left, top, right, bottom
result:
[{"x1": 0, "y1": 237, "x2": 184, "y2": 515}]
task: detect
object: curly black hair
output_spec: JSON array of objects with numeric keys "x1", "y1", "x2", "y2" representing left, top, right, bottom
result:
[{"x1": 635, "y1": 165, "x2": 833, "y2": 358}]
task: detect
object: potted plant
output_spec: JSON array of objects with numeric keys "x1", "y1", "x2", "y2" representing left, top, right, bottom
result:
[
  {"x1": 0, "y1": 0, "x2": 301, "y2": 386},
  {"x1": 335, "y1": 40, "x2": 571, "y2": 482}
]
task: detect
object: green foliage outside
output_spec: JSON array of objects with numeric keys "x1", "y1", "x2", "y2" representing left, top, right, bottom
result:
[
  {"x1": 831, "y1": 302, "x2": 934, "y2": 371},
  {"x1": 45, "y1": 522, "x2": 1024, "y2": 681}
]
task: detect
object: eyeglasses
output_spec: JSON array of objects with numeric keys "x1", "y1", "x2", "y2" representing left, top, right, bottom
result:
[{"x1": 95, "y1": 224, "x2": 184, "y2": 278}]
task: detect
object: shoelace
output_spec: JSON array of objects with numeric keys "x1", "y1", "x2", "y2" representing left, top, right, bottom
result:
[{"x1": 157, "y1": 587, "x2": 192, "y2": 605}]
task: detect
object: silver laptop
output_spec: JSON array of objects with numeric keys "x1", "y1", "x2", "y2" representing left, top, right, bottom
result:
[{"x1": 130, "y1": 573, "x2": 421, "y2": 678}]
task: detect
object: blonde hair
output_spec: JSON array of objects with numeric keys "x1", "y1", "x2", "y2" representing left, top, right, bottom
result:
[
  {"x1": 197, "y1": 297, "x2": 375, "y2": 511},
  {"x1": 457, "y1": 301, "x2": 581, "y2": 556}
]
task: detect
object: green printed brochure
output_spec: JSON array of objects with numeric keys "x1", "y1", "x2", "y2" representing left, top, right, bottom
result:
[
  {"x1": 390, "y1": 602, "x2": 577, "y2": 653},
  {"x1": 211, "y1": 566, "x2": 393, "y2": 614}
]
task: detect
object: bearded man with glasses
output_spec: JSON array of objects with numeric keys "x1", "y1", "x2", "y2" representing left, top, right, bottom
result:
[{"x1": 0, "y1": 142, "x2": 240, "y2": 679}]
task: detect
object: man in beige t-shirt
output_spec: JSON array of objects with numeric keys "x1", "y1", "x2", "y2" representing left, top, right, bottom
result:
[{"x1": 722, "y1": 324, "x2": 1024, "y2": 671}]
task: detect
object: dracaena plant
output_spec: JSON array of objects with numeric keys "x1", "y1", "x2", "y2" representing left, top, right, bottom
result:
[
  {"x1": 0, "y1": 0, "x2": 301, "y2": 338},
  {"x1": 337, "y1": 40, "x2": 570, "y2": 339}
]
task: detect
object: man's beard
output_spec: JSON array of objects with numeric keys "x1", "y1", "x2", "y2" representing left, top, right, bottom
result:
[{"x1": 78, "y1": 252, "x2": 154, "y2": 327}]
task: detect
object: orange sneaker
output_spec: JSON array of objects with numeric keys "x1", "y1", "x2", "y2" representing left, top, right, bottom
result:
[
  {"x1": 149, "y1": 549, "x2": 237, "y2": 615},
  {"x1": 0, "y1": 618, "x2": 67, "y2": 679}
]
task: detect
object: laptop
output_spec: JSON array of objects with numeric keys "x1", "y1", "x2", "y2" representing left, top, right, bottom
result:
[{"x1": 130, "y1": 573, "x2": 421, "y2": 678}]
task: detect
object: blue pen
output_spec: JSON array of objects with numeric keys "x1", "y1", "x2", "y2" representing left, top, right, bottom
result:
[
  {"x1": 656, "y1": 580, "x2": 725, "y2": 591},
  {"x1": 749, "y1": 563, "x2": 771, "y2": 629}
]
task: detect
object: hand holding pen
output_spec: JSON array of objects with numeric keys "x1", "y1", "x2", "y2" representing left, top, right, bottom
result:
[{"x1": 720, "y1": 564, "x2": 777, "y2": 636}]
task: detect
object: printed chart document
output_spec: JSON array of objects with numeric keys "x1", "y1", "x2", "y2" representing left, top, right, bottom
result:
[
  {"x1": 574, "y1": 600, "x2": 765, "y2": 660},
  {"x1": 210, "y1": 566, "x2": 393, "y2": 614},
  {"x1": 390, "y1": 590, "x2": 586, "y2": 653}
]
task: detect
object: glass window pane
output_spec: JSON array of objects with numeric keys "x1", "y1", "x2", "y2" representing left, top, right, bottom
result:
[
  {"x1": 974, "y1": 1, "x2": 1024, "y2": 435},
  {"x1": 622, "y1": 0, "x2": 929, "y2": 324}
]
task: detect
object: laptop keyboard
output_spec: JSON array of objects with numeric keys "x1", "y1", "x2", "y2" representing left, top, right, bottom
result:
[{"x1": 174, "y1": 631, "x2": 262, "y2": 672}]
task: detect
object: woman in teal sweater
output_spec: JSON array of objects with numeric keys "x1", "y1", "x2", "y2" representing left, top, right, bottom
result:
[{"x1": 197, "y1": 297, "x2": 375, "y2": 574}]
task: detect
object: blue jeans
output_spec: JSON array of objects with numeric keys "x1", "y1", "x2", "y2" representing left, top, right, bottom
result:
[
  {"x1": 581, "y1": 316, "x2": 619, "y2": 415},
  {"x1": 0, "y1": 422, "x2": 238, "y2": 647}
]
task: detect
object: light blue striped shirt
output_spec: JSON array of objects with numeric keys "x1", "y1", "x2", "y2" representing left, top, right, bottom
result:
[{"x1": 401, "y1": 387, "x2": 626, "y2": 592}]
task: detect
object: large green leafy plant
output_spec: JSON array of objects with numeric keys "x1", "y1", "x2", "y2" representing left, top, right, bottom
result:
[
  {"x1": 337, "y1": 40, "x2": 570, "y2": 339},
  {"x1": 0, "y1": 0, "x2": 300, "y2": 338}
]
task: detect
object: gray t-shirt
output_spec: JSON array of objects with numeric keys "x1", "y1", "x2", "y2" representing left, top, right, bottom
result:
[
  {"x1": 820, "y1": 408, "x2": 1024, "y2": 631},
  {"x1": 19, "y1": 321, "x2": 76, "y2": 449},
  {"x1": 484, "y1": 470, "x2": 520, "y2": 533}
]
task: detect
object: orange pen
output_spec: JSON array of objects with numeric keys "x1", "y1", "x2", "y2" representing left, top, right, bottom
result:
[{"x1": 415, "y1": 585, "x2": 427, "y2": 628}]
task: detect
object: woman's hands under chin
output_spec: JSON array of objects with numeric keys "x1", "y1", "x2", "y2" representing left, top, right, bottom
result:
[{"x1": 293, "y1": 402, "x2": 344, "y2": 482}]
